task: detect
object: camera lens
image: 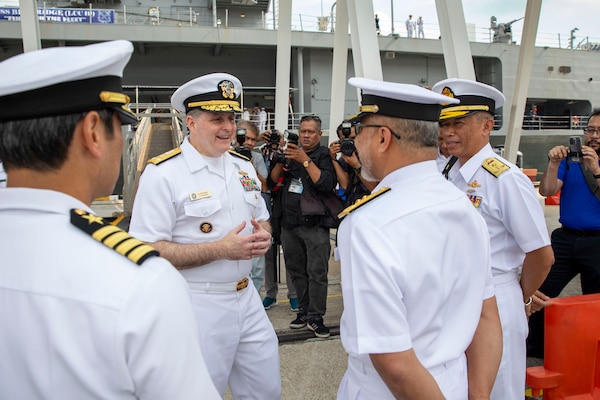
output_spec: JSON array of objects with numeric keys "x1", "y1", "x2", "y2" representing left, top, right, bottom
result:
[{"x1": 340, "y1": 138, "x2": 355, "y2": 156}]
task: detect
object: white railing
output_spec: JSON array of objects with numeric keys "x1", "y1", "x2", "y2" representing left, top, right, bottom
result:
[{"x1": 2, "y1": 5, "x2": 599, "y2": 51}]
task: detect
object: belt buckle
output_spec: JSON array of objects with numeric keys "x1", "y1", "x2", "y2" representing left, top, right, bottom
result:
[{"x1": 236, "y1": 277, "x2": 249, "y2": 291}]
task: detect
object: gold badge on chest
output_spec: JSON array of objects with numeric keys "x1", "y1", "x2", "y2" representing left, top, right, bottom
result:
[{"x1": 200, "y1": 222, "x2": 213, "y2": 233}]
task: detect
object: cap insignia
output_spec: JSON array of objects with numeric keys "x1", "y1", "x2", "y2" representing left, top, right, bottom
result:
[
  {"x1": 441, "y1": 87, "x2": 455, "y2": 98},
  {"x1": 219, "y1": 80, "x2": 236, "y2": 100}
]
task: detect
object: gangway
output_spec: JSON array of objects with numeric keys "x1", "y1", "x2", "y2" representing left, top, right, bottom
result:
[{"x1": 93, "y1": 104, "x2": 184, "y2": 221}]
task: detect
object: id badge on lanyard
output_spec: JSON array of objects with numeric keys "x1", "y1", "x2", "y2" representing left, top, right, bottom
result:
[{"x1": 289, "y1": 178, "x2": 303, "y2": 194}]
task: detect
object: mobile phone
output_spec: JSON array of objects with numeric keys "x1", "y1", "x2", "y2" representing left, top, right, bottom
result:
[{"x1": 568, "y1": 136, "x2": 582, "y2": 163}]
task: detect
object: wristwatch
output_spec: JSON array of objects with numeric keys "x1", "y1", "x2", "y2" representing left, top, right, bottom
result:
[{"x1": 303, "y1": 159, "x2": 313, "y2": 168}]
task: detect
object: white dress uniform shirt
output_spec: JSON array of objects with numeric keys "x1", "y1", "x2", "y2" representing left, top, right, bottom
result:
[
  {"x1": 446, "y1": 143, "x2": 550, "y2": 276},
  {"x1": 129, "y1": 136, "x2": 269, "y2": 283},
  {"x1": 446, "y1": 143, "x2": 550, "y2": 400},
  {"x1": 129, "y1": 136, "x2": 280, "y2": 398},
  {"x1": 0, "y1": 188, "x2": 219, "y2": 400},
  {"x1": 337, "y1": 161, "x2": 494, "y2": 399}
]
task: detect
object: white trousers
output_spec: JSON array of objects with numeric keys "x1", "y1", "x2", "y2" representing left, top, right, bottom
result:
[
  {"x1": 337, "y1": 354, "x2": 467, "y2": 399},
  {"x1": 490, "y1": 273, "x2": 528, "y2": 400},
  {"x1": 189, "y1": 281, "x2": 281, "y2": 399}
]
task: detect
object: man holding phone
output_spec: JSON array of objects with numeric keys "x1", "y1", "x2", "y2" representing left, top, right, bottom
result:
[{"x1": 527, "y1": 110, "x2": 600, "y2": 358}]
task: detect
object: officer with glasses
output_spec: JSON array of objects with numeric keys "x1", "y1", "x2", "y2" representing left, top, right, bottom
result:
[
  {"x1": 337, "y1": 77, "x2": 501, "y2": 399},
  {"x1": 527, "y1": 110, "x2": 600, "y2": 359}
]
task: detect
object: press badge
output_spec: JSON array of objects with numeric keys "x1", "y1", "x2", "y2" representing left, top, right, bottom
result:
[{"x1": 289, "y1": 178, "x2": 303, "y2": 194}]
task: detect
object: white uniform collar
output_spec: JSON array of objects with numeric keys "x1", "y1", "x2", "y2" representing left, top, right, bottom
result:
[
  {"x1": 181, "y1": 136, "x2": 230, "y2": 177},
  {"x1": 374, "y1": 160, "x2": 439, "y2": 192},
  {"x1": 0, "y1": 187, "x2": 90, "y2": 214},
  {"x1": 458, "y1": 143, "x2": 494, "y2": 183}
]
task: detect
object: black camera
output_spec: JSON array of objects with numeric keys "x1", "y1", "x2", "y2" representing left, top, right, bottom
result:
[
  {"x1": 568, "y1": 136, "x2": 582, "y2": 163},
  {"x1": 270, "y1": 131, "x2": 299, "y2": 168},
  {"x1": 339, "y1": 121, "x2": 355, "y2": 156},
  {"x1": 268, "y1": 129, "x2": 280, "y2": 151},
  {"x1": 286, "y1": 131, "x2": 299, "y2": 146},
  {"x1": 234, "y1": 128, "x2": 252, "y2": 160}
]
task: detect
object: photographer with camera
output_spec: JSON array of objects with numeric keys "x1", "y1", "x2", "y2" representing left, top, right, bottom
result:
[
  {"x1": 268, "y1": 115, "x2": 338, "y2": 338},
  {"x1": 329, "y1": 120, "x2": 378, "y2": 206},
  {"x1": 527, "y1": 110, "x2": 600, "y2": 359}
]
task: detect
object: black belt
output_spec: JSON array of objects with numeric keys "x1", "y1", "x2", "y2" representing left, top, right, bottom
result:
[{"x1": 561, "y1": 226, "x2": 600, "y2": 237}]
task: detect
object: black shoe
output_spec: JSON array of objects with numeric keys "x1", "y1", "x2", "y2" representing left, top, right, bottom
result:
[
  {"x1": 307, "y1": 317, "x2": 330, "y2": 338},
  {"x1": 289, "y1": 313, "x2": 308, "y2": 329}
]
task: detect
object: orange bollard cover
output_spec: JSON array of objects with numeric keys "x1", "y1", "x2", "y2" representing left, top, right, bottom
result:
[{"x1": 526, "y1": 294, "x2": 600, "y2": 399}]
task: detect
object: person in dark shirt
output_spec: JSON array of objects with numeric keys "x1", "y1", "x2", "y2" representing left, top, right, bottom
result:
[{"x1": 268, "y1": 115, "x2": 337, "y2": 338}]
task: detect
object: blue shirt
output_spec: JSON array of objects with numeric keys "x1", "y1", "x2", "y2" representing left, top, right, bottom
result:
[{"x1": 558, "y1": 160, "x2": 600, "y2": 230}]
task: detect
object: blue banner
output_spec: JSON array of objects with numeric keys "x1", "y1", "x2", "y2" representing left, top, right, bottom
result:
[{"x1": 0, "y1": 7, "x2": 115, "y2": 24}]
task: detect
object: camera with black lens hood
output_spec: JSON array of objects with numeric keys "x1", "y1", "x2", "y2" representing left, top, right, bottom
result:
[
  {"x1": 269, "y1": 130, "x2": 299, "y2": 169},
  {"x1": 339, "y1": 121, "x2": 356, "y2": 156},
  {"x1": 234, "y1": 128, "x2": 252, "y2": 160},
  {"x1": 267, "y1": 129, "x2": 280, "y2": 151}
]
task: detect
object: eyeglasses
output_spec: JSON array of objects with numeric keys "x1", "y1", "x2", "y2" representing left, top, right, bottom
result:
[
  {"x1": 583, "y1": 127, "x2": 600, "y2": 136},
  {"x1": 300, "y1": 115, "x2": 321, "y2": 122},
  {"x1": 354, "y1": 123, "x2": 401, "y2": 140}
]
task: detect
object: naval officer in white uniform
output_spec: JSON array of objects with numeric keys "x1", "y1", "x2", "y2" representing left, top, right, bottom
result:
[
  {"x1": 336, "y1": 77, "x2": 502, "y2": 399},
  {"x1": 0, "y1": 40, "x2": 219, "y2": 400},
  {"x1": 129, "y1": 73, "x2": 281, "y2": 399},
  {"x1": 433, "y1": 78, "x2": 554, "y2": 399}
]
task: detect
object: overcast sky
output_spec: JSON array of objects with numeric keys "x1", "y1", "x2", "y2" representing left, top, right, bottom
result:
[{"x1": 291, "y1": 0, "x2": 599, "y2": 48}]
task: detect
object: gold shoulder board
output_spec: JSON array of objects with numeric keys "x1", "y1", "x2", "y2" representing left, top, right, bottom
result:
[
  {"x1": 148, "y1": 148, "x2": 181, "y2": 165},
  {"x1": 482, "y1": 157, "x2": 510, "y2": 178},
  {"x1": 338, "y1": 187, "x2": 391, "y2": 218},
  {"x1": 70, "y1": 209, "x2": 159, "y2": 266},
  {"x1": 228, "y1": 149, "x2": 251, "y2": 161}
]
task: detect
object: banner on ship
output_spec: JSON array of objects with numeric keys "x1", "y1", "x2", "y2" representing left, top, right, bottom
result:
[{"x1": 0, "y1": 7, "x2": 115, "y2": 23}]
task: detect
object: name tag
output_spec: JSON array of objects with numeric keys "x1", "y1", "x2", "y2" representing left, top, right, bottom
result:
[{"x1": 189, "y1": 190, "x2": 211, "y2": 201}]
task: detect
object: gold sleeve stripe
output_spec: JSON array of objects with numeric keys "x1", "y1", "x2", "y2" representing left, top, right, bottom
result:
[
  {"x1": 115, "y1": 237, "x2": 143, "y2": 255},
  {"x1": 92, "y1": 225, "x2": 122, "y2": 242},
  {"x1": 103, "y1": 230, "x2": 131, "y2": 249},
  {"x1": 128, "y1": 244, "x2": 159, "y2": 264}
]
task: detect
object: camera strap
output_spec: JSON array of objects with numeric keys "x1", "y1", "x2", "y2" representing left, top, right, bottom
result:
[{"x1": 579, "y1": 163, "x2": 600, "y2": 201}]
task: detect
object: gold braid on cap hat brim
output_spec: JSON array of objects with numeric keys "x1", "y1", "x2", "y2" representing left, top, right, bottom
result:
[
  {"x1": 100, "y1": 91, "x2": 131, "y2": 105},
  {"x1": 440, "y1": 105, "x2": 490, "y2": 120},
  {"x1": 187, "y1": 100, "x2": 241, "y2": 112}
]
